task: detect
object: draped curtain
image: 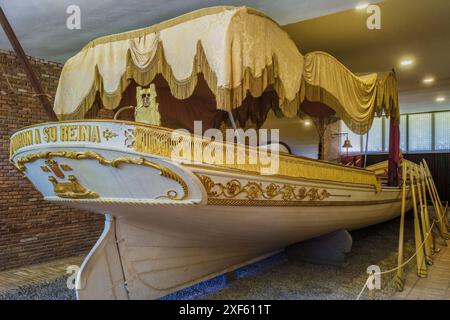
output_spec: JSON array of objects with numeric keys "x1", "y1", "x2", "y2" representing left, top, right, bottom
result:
[{"x1": 54, "y1": 6, "x2": 399, "y2": 135}]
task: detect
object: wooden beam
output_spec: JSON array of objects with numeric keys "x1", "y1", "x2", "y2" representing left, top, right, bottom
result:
[{"x1": 0, "y1": 7, "x2": 58, "y2": 121}]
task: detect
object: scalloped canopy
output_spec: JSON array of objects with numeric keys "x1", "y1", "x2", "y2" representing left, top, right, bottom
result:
[{"x1": 54, "y1": 6, "x2": 399, "y2": 134}]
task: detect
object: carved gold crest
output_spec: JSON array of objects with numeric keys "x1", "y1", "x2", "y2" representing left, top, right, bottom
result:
[{"x1": 135, "y1": 84, "x2": 161, "y2": 126}]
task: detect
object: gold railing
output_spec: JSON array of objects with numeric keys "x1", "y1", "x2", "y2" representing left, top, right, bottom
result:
[
  {"x1": 134, "y1": 125, "x2": 381, "y2": 191},
  {"x1": 9, "y1": 120, "x2": 382, "y2": 190}
]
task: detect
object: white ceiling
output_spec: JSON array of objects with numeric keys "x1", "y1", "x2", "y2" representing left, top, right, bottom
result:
[
  {"x1": 284, "y1": 0, "x2": 450, "y2": 114},
  {"x1": 2, "y1": 0, "x2": 447, "y2": 114},
  {"x1": 0, "y1": 0, "x2": 376, "y2": 62}
]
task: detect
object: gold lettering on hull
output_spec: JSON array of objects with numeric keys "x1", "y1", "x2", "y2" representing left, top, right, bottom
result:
[
  {"x1": 10, "y1": 130, "x2": 34, "y2": 157},
  {"x1": 10, "y1": 125, "x2": 103, "y2": 156},
  {"x1": 50, "y1": 125, "x2": 101, "y2": 143}
]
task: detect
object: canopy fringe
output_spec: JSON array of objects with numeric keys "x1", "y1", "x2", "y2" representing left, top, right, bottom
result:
[{"x1": 57, "y1": 41, "x2": 301, "y2": 122}]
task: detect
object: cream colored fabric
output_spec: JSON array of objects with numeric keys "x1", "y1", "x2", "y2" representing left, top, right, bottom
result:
[
  {"x1": 54, "y1": 6, "x2": 303, "y2": 120},
  {"x1": 301, "y1": 52, "x2": 399, "y2": 134},
  {"x1": 54, "y1": 6, "x2": 399, "y2": 135}
]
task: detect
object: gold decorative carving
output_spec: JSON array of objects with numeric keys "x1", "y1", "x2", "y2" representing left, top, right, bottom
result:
[
  {"x1": 40, "y1": 166, "x2": 50, "y2": 172},
  {"x1": 206, "y1": 198, "x2": 403, "y2": 207},
  {"x1": 45, "y1": 159, "x2": 65, "y2": 178},
  {"x1": 197, "y1": 174, "x2": 331, "y2": 202},
  {"x1": 102, "y1": 128, "x2": 118, "y2": 141},
  {"x1": 49, "y1": 175, "x2": 99, "y2": 199},
  {"x1": 133, "y1": 124, "x2": 381, "y2": 191},
  {"x1": 60, "y1": 164, "x2": 73, "y2": 171},
  {"x1": 135, "y1": 85, "x2": 161, "y2": 126},
  {"x1": 124, "y1": 129, "x2": 135, "y2": 148},
  {"x1": 15, "y1": 151, "x2": 188, "y2": 200}
]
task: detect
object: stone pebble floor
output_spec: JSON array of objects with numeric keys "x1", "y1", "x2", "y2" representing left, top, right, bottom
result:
[{"x1": 0, "y1": 217, "x2": 419, "y2": 300}]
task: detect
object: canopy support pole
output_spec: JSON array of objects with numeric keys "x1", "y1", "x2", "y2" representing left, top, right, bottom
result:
[
  {"x1": 227, "y1": 111, "x2": 238, "y2": 131},
  {"x1": 0, "y1": 7, "x2": 58, "y2": 121},
  {"x1": 388, "y1": 116, "x2": 400, "y2": 186},
  {"x1": 227, "y1": 111, "x2": 242, "y2": 143},
  {"x1": 314, "y1": 118, "x2": 325, "y2": 160},
  {"x1": 364, "y1": 131, "x2": 369, "y2": 168}
]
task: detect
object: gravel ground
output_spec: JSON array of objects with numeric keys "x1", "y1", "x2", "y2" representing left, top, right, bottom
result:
[
  {"x1": 0, "y1": 216, "x2": 418, "y2": 300},
  {"x1": 164, "y1": 217, "x2": 417, "y2": 300},
  {"x1": 0, "y1": 277, "x2": 76, "y2": 300}
]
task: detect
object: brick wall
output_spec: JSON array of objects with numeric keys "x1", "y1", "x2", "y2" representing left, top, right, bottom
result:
[
  {"x1": 0, "y1": 50, "x2": 103, "y2": 271},
  {"x1": 323, "y1": 121, "x2": 340, "y2": 162}
]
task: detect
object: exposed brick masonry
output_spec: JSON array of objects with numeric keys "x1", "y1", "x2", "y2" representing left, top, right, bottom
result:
[{"x1": 0, "y1": 50, "x2": 103, "y2": 271}]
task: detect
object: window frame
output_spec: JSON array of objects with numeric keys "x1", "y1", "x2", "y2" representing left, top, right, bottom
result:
[{"x1": 340, "y1": 110, "x2": 450, "y2": 154}]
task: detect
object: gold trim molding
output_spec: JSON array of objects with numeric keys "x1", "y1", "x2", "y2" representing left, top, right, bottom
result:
[
  {"x1": 196, "y1": 174, "x2": 332, "y2": 203},
  {"x1": 207, "y1": 198, "x2": 405, "y2": 207},
  {"x1": 15, "y1": 151, "x2": 188, "y2": 200}
]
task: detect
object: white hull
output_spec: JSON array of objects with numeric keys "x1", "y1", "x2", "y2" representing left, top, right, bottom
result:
[{"x1": 10, "y1": 121, "x2": 411, "y2": 299}]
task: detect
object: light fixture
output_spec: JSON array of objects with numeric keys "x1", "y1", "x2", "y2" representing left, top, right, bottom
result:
[
  {"x1": 400, "y1": 59, "x2": 414, "y2": 67},
  {"x1": 436, "y1": 96, "x2": 446, "y2": 102},
  {"x1": 342, "y1": 138, "x2": 353, "y2": 149},
  {"x1": 333, "y1": 132, "x2": 353, "y2": 161},
  {"x1": 303, "y1": 119, "x2": 311, "y2": 126},
  {"x1": 423, "y1": 77, "x2": 435, "y2": 84},
  {"x1": 355, "y1": 3, "x2": 369, "y2": 10}
]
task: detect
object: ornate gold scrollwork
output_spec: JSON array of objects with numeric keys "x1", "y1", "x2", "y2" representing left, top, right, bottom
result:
[
  {"x1": 124, "y1": 129, "x2": 135, "y2": 148},
  {"x1": 197, "y1": 174, "x2": 331, "y2": 202},
  {"x1": 16, "y1": 151, "x2": 188, "y2": 200}
]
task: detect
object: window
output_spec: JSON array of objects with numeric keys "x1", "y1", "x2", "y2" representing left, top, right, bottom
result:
[
  {"x1": 408, "y1": 113, "x2": 432, "y2": 152},
  {"x1": 399, "y1": 115, "x2": 407, "y2": 152},
  {"x1": 435, "y1": 111, "x2": 450, "y2": 151},
  {"x1": 362, "y1": 117, "x2": 383, "y2": 152},
  {"x1": 338, "y1": 111, "x2": 450, "y2": 154},
  {"x1": 383, "y1": 116, "x2": 390, "y2": 152}
]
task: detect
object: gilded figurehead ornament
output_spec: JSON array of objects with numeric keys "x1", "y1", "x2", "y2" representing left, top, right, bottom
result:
[{"x1": 135, "y1": 84, "x2": 161, "y2": 126}]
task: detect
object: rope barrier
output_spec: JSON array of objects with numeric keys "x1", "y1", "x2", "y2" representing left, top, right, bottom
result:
[
  {"x1": 356, "y1": 219, "x2": 438, "y2": 300},
  {"x1": 356, "y1": 159, "x2": 448, "y2": 300}
]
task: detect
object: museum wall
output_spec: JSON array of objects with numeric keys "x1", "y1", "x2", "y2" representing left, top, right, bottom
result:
[
  {"x1": 367, "y1": 153, "x2": 450, "y2": 202},
  {"x1": 0, "y1": 50, "x2": 104, "y2": 271}
]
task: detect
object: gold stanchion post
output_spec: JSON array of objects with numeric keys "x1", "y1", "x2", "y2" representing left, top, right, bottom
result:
[
  {"x1": 394, "y1": 161, "x2": 408, "y2": 291},
  {"x1": 410, "y1": 165, "x2": 427, "y2": 277}
]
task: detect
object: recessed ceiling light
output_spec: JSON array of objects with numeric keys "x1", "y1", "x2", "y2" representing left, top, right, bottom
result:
[
  {"x1": 400, "y1": 59, "x2": 414, "y2": 67},
  {"x1": 355, "y1": 3, "x2": 369, "y2": 10},
  {"x1": 423, "y1": 77, "x2": 435, "y2": 84},
  {"x1": 436, "y1": 97, "x2": 446, "y2": 102}
]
